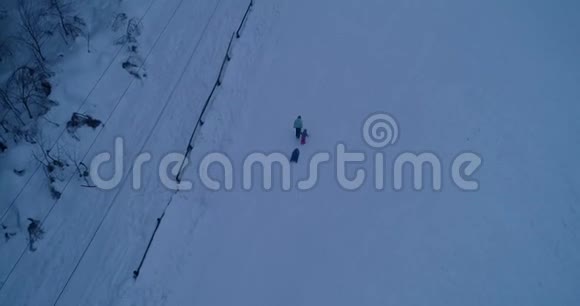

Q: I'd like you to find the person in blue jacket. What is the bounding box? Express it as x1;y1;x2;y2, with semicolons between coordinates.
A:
290;148;300;163
293;116;303;139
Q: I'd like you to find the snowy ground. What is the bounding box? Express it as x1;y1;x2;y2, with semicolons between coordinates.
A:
1;0;580;305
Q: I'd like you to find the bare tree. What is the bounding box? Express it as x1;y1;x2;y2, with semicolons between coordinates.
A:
0;85;27;144
17;0;50;63
50;0;69;39
63;149;93;187
6;66;55;120
48;0;87;44
0;86;17;119
33;138;69;199
0;65;56;144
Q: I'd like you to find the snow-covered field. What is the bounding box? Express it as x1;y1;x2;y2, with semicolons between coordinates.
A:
1;0;580;305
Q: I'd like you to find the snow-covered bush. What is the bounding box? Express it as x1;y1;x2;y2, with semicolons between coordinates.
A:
122;53;145;79
66;112;101;140
115;17;142;45
111;12;127;32
27;218;44;251
115;17;145;79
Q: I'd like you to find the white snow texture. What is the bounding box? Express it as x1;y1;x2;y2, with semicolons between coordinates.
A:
0;0;579;305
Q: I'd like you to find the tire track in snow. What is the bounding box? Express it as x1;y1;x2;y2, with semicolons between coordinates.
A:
51;0;226;304
115;3;284;304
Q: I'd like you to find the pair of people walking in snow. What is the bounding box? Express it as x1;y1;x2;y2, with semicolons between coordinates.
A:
293;116;309;145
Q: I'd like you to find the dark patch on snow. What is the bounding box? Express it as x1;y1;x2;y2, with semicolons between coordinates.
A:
66;112;102;140
27;218;45;252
